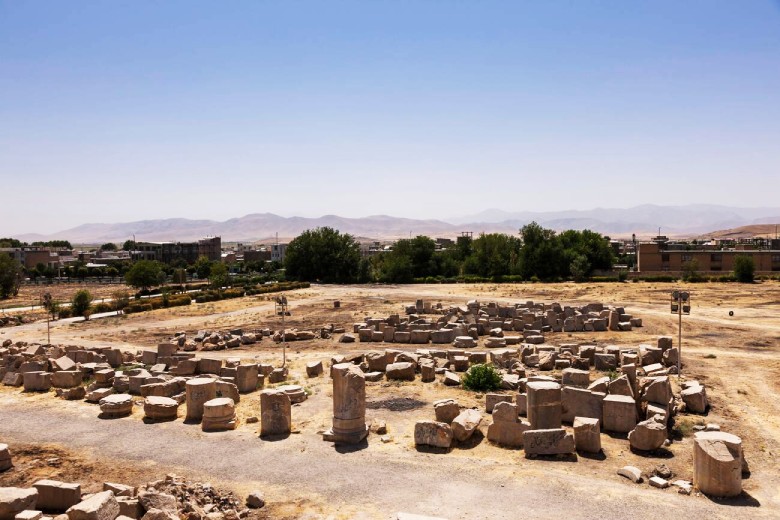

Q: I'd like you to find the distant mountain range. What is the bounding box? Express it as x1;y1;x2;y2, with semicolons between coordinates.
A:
15;204;780;244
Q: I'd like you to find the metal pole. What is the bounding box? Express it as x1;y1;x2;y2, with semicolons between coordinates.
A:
677;302;682;379
281;304;287;368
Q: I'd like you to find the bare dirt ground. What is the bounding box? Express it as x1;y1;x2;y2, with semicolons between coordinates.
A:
2;281;780;519
0;282;132;310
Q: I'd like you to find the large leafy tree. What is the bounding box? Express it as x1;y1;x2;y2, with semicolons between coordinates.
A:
124;260;163;290
0;255;23;298
285;227;361;283
518;222;565;280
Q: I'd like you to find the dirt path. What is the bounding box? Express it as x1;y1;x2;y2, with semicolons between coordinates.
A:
0;398;767;520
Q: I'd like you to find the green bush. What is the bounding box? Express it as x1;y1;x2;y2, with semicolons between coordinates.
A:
462;364;502;392
58;308;72;319
71;289;92;317
734;255;755;283
93;302;113;313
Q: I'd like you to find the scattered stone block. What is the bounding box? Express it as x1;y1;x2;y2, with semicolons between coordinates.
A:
617;466;642;483
65;491;118;520
0;444;12;472
23;372;52;392
523;428;575;456
603;394;638;433
526;381;561;430
0;488;38;520
414;421;453;449
649;476;669;489
561;368;589;388
33;480;81;512
681;384;708;414
442;371;460;387
451;409;482;442
485;393;513;413
386;362;415;381
433;399;460;424
305;361;323;378
628;419;667;451
573;417;601;453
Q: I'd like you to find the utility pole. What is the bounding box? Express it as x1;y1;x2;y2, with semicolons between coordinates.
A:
43;292;52;345
670;290;690;378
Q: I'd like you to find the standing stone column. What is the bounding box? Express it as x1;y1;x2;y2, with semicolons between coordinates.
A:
323;363;368;443
260;389;291;436
185;377;217;422
693;431;743;497
527;381;562;430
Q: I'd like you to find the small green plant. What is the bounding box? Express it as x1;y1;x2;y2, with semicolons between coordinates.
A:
606;369;618;381
462;364;502;392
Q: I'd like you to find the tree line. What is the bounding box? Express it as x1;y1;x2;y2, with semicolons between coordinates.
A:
284;222;616;284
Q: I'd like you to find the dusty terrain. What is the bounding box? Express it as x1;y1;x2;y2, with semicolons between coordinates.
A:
2;281;780;519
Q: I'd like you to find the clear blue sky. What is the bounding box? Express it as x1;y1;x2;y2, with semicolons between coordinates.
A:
1;1;779;235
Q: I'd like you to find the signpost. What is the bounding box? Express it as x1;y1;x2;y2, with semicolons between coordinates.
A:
275;296;289;368
670;290;691;377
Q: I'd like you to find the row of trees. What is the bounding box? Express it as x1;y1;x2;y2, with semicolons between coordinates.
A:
284;223;616;284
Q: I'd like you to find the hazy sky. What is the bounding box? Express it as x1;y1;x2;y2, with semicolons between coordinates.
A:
2;1;779;235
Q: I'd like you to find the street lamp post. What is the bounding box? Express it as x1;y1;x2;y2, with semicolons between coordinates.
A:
670;289;691;378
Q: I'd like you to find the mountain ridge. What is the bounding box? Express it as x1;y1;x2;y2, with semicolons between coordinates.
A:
12;205;780;244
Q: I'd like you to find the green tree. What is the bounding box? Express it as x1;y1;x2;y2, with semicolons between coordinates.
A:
100;242;117;251
209;262;229;289
518;222;565;280
124;260;163;290
122;240;136;251
462;364;502;392
569;253;591;282
285;227;361;283
467;233;522;278
0;255;23;298
681;259;702;282
734;255;755;283
0;238;25;248
194;255;213;280
71;289;93;318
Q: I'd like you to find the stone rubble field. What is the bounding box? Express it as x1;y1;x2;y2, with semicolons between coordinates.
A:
2;282;779;519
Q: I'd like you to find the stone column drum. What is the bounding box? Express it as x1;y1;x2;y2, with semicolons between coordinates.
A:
185;377;217;422
323;363;369;443
693;431;743;497
260;389;291;436
527;381;562;430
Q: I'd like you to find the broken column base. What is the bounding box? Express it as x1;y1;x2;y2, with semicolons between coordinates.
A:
322;424;369;444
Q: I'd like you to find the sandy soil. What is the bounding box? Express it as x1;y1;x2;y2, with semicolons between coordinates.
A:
2;281;779;519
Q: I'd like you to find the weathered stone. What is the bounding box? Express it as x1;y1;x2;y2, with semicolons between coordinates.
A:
693;432;742;497
607;375;634;398
451;409;482;442
526;381;561;430
649;476;669;489
184;378;217;422
305;361;323;378
442;371;460;387
137;492;176;513
260;390;291;436
51;371;83;389
0;488;38;520
235;364;259;393
202;397;236;431
99;394;133;418
414;421;452;449
485;393;513;413
617;466;643;483
245;492;264;509
32;480;81;512
23;372;52;392
0;444;11;472
323;363;368;444
143;396;178;421
561;387;604;424
628;419;667;451
65;491;119;520
385;362;415;381
594;353;617;372
561;368;589;388
681;384;708;414
433;399;460;423
523;429;575;456
573;417;601;453
603;394;638;433
487;402;531;448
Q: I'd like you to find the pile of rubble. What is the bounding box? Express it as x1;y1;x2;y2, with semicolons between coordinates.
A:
0;315;28;328
0;340;300;432
0;463;265;520
345;299;640;346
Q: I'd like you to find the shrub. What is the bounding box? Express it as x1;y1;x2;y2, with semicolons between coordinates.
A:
734;255;755;283
58;308;72;319
93;302;113;313
71;289;92;317
462;364;502;392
